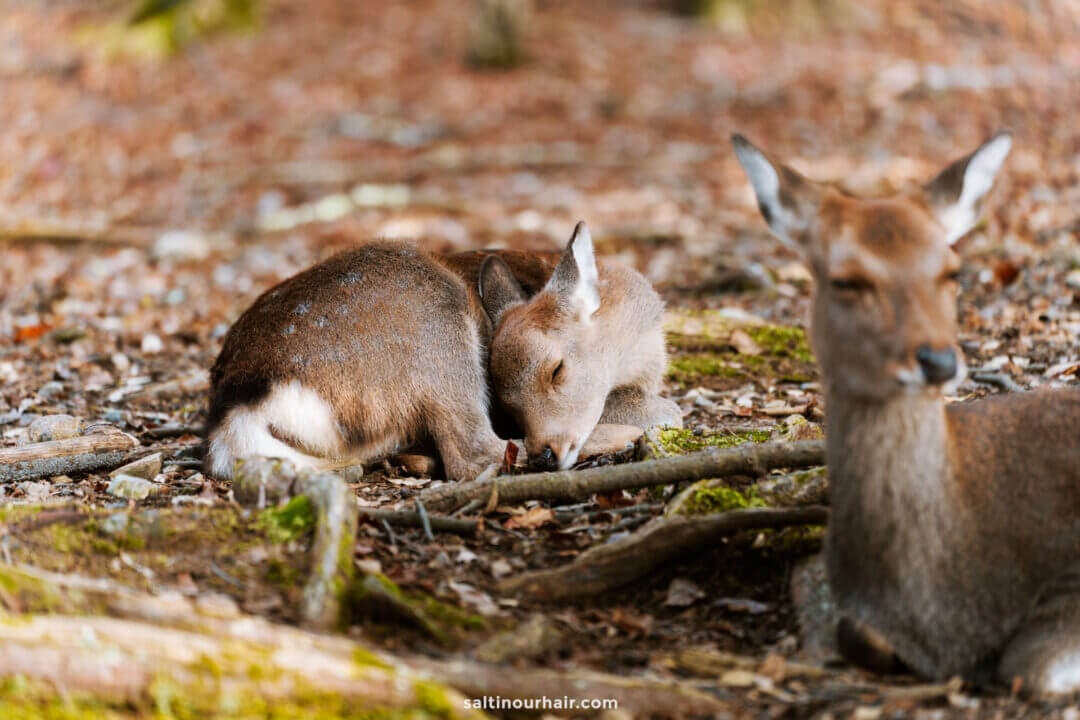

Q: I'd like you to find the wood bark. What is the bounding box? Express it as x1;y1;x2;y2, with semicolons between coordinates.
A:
0;424;138;482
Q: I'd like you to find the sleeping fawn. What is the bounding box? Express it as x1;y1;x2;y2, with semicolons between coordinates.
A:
734;132;1080;693
206;222;681;481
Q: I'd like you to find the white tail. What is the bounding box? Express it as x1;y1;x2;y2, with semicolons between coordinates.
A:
734;132;1080;693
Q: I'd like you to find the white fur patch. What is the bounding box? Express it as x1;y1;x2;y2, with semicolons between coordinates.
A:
569;222;600;318
207;381;344;478
940;133;1012;245
1040;651;1080;694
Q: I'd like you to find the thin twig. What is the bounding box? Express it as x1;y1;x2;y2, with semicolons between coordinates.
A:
359;508;478;537
413;499;435;542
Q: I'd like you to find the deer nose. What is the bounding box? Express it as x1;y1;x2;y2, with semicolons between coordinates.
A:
916;345;957;384
531;446;558;471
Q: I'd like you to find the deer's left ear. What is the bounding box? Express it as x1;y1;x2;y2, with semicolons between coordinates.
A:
922;131;1012;245
547;221;600;320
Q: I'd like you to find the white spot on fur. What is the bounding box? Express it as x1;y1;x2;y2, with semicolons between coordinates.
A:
283;324;296;336
207;381;344;478
294;301;311;315
1041;651;1080;694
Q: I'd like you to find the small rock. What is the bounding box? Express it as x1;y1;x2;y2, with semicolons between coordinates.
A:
100;512;130;535
579;424;644;459
27;414;81;443
37;381;64;400
141;333;165;354
110;452;163;480
16;481;51;503
152;230;212;262
107;474;159;500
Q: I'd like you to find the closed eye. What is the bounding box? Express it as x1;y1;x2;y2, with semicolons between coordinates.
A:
941;270;961;284
829;277;872;293
550;359;564;384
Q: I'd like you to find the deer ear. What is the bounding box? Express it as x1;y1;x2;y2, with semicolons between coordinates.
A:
731;134;822;250
546;221;600;320
479;255;526;325
922;131;1012;245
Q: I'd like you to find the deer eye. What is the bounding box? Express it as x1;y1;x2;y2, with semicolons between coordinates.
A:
942;270;961;284
829;277;872;293
550;360;564;384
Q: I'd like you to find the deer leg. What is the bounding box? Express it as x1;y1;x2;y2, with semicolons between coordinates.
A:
998;565;1080;695
600;385;683;429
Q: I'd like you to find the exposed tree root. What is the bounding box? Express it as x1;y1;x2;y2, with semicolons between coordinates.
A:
501;506;828;600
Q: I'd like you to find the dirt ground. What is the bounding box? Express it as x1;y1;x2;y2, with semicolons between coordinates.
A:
1;1;1079;718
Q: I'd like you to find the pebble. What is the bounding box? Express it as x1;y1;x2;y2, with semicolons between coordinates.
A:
37;381;64;399
27;414;81;443
110;452;163;480
107;474;159;500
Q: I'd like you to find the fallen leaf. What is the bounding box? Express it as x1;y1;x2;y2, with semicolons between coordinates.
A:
504;506;555;530
448;580;499;616
730;328;763;355
664;578;705;607
610;607;653;635
500;440;519;474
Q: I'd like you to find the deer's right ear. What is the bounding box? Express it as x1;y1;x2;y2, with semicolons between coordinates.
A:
479;255;527;325
731;134;821;250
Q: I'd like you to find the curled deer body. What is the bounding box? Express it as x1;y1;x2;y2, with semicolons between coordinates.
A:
206;222;681;481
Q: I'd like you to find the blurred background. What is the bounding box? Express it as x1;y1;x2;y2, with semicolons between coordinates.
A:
0;0;1078;430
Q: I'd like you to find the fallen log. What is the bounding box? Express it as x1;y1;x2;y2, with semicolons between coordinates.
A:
500;506;828;601
0;613;483;718
0;562;727;717
421;439;826;513
0;424;138;482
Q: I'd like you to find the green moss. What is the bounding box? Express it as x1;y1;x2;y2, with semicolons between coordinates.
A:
681;485;767;515
742;325;814;363
413;680;455;718
257;495;316;544
352;648;393;672
657;427;771;455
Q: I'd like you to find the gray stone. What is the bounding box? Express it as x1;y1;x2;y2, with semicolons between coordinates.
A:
110;452;163;480
107;474;159;500
27;414;81;443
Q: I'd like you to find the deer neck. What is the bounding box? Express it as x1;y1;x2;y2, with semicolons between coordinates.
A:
595;272;667;390
826;391;954;515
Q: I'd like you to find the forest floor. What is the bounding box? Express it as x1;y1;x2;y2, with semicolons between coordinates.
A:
1;1;1079;718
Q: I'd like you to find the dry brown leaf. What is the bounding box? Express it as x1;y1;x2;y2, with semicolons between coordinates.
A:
729;328;763;356
503;506;555;530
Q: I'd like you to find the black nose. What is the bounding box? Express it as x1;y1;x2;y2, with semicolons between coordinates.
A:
916;345;957;384
531;446;557;471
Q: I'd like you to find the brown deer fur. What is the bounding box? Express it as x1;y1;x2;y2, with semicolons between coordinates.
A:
733;132;1080;693
206;223;681;481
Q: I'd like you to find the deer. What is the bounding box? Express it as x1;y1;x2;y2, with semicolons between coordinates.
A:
733;131;1080;694
205;222;682;482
